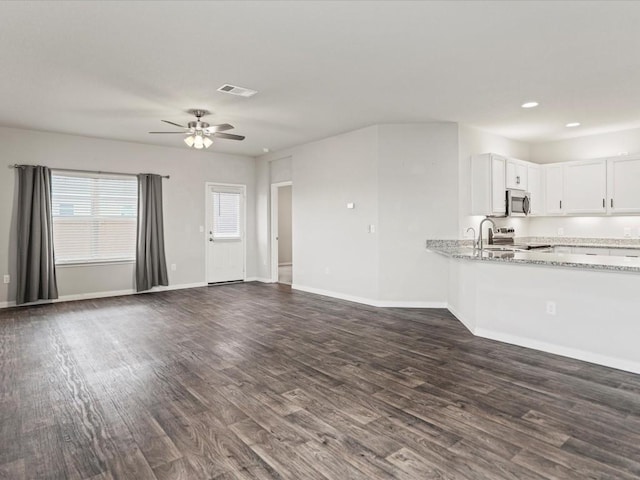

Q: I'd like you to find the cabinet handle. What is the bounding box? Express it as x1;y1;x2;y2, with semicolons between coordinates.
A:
611;199;614;208
559;200;562;209
603;198;605;208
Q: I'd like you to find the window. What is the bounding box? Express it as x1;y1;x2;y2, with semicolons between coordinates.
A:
212;191;241;239
51;173;138;264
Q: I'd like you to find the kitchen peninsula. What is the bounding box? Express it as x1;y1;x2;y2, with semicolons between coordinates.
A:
428;238;640;375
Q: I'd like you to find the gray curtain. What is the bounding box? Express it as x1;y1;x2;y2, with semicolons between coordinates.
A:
16;165;59;304
136;174;168;292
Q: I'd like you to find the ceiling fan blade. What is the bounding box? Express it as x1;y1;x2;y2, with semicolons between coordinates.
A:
161;120;187;128
213;132;245;141
148;131;188;134
206;123;234;133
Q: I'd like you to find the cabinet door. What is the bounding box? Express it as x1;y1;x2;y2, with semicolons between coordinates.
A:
608;156;640;214
471;153;506;216
545;165;564;215
506;160;528;190
527;164;542;215
563;160;607;214
491;155;506;215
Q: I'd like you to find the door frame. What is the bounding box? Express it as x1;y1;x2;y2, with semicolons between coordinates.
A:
205;182;247;283
270;181;292;283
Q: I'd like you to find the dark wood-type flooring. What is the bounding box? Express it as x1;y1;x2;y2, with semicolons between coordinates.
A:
1;282;640;479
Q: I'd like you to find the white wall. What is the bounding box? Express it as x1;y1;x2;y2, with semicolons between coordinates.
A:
528;126;640;239
257;123;462;305
270;157;292;184
288;126;381;300
458;125;531;239
277;185;292;265
530;126;640;163
377;124;458;303
0;126;256;305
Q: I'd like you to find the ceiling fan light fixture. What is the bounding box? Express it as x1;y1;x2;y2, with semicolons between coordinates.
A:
193;133;206;149
152;110;244;147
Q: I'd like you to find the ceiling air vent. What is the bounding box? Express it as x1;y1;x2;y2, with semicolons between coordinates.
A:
217;84;258;97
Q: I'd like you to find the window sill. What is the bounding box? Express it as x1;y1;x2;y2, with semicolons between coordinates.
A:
55;260;135;268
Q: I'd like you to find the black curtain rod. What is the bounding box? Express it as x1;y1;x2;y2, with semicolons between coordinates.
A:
10;164;170;179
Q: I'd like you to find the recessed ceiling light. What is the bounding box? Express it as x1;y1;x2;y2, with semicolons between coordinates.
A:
263;147;270;153
521;101;539;108
566;122;581;128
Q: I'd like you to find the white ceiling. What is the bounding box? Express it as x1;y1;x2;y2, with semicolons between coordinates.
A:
2;1;640;156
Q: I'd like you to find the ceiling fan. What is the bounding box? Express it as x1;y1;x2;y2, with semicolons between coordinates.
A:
149;109;245;149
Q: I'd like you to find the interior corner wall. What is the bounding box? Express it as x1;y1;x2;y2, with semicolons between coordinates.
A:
377;123;459;303
0;126;257;305
457;125;532;239
289;126;381;300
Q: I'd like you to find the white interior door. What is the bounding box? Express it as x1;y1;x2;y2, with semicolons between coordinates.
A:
206;184;245;283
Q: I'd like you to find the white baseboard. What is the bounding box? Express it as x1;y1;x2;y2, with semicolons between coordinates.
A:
475;327;640;375
291;284;447;308
292;284;379;306
0;281;208;309
245;277;273;283
446;304;475;334
375;300;448;308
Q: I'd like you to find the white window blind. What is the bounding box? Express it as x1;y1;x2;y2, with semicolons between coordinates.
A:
51;173;138;264
212;191;241;239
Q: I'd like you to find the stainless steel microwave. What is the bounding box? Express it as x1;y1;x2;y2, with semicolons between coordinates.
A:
507;189;531;216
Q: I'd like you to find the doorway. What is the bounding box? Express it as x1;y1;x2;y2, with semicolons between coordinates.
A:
205;183;246;284
271;182;292;284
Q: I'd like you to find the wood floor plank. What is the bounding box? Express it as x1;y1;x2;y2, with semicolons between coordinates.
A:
0;282;639;479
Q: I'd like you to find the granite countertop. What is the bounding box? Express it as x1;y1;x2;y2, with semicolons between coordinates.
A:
426;238;640;273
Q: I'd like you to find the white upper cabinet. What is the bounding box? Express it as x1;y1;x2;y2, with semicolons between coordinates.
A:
607;155;640;214
562;159;607;214
544;165;564;215
506;159;528;190
471;153;506;216
527;164;543;215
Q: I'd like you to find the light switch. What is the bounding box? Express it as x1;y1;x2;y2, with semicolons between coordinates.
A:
368;224;376;234
199;225;204;233
347;202;355;209
3;275;9;284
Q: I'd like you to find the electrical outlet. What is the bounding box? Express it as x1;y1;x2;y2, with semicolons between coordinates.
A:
324;267;330;275
170;264;177;271
3;274;9;284
557;227;564;236
368;224;376;234
546;301;557;316
624;227;631;238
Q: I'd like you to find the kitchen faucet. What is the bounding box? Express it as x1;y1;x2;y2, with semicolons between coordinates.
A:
478;217;496;251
